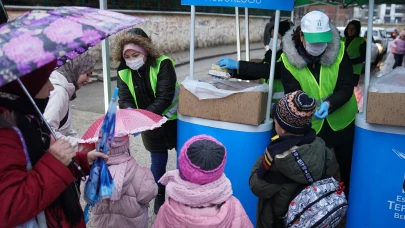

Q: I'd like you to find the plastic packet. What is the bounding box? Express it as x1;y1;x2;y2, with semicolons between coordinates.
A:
208;64;231;80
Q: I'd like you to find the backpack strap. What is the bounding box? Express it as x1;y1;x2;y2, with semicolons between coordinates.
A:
59;108;69;129
291;150;315;183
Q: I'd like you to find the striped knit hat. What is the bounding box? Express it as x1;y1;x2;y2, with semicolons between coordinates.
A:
271;90;316;134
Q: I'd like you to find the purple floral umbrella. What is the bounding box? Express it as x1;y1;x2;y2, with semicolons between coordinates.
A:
0;7;146;87
0;6;145;179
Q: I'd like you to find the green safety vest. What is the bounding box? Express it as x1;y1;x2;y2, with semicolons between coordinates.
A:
118;55;179;120
262;57;285;105
262;78;284;105
342;37;365;75
280;41;358;134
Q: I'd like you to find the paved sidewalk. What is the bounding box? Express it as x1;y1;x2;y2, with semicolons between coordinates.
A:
72;109;177;228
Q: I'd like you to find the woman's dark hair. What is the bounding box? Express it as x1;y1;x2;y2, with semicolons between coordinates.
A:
292;25;303;47
344;20;361;38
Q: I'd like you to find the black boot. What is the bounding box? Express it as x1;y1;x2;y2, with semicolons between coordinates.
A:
154;187;165;214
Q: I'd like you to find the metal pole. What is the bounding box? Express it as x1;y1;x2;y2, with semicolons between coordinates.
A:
235;7;241;61
189;5;196;78
265;10;281;123
100;0;111;113
362;0;374;119
244;8;250;61
291;10;294;23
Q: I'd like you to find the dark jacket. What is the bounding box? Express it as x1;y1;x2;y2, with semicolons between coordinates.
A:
280;24;356;147
232;49;283;81
117;58;177;152
249;137;340;228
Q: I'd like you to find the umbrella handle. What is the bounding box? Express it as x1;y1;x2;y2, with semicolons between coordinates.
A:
16;78;87;180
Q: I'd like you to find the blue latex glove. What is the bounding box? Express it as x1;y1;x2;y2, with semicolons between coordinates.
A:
314;102;330;120
217;58;238;70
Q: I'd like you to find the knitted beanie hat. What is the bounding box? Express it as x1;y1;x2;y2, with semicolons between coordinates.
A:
178;135;227;185
272;90;316;134
108;136;130;156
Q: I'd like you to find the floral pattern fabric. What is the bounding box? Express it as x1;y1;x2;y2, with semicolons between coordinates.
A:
283;177;348;228
0;7;145;87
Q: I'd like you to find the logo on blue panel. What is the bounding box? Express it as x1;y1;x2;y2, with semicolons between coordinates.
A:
393;149;405;160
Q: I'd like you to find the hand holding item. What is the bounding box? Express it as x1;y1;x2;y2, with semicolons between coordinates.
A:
49;139;75;166
217;58;238;70
78;143;95;152
314;101;330;120
87;149;109;166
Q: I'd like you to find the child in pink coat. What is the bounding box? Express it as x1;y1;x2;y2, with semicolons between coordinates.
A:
91;136;158;228
152;135;253;228
391;30;405;69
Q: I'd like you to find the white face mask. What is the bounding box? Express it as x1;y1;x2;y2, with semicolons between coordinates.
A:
305;42;328;56
126;58;144;70
269;38;281;52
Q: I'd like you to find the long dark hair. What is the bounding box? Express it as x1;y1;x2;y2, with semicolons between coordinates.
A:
292;25;303;48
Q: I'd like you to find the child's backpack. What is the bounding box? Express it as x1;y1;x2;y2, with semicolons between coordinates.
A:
282;150;347;228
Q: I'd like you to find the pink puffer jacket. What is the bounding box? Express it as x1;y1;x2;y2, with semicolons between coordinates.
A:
152;197;253;228
91;153;158;228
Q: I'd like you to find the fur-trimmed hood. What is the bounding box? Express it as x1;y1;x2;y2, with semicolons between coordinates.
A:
282;23;341;69
112;30;161;63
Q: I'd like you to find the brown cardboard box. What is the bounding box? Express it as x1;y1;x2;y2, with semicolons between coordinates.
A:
366;92;405;127
179;85;268;125
366;68;405;127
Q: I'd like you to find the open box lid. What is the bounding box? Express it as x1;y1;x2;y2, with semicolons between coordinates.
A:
181;76;269;100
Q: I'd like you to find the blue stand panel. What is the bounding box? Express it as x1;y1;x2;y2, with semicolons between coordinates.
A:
177;115;272;226
347;114;405;227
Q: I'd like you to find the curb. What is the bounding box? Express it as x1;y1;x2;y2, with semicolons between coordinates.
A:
174;47;264;67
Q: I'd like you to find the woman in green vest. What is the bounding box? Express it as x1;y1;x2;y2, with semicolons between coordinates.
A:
112;28;178;214
343;20;366;86
217;20;293;105
280;11;358;195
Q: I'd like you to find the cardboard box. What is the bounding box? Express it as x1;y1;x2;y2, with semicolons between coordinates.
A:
179;85;268;125
366;92;405;127
366;68;405;127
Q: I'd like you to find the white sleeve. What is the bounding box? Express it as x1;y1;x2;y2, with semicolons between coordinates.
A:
44;87;81;151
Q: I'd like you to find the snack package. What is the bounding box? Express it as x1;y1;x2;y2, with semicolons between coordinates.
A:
208;64;231;80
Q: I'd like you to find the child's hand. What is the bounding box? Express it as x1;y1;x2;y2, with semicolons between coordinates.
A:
87;150;108;166
78;143;95;152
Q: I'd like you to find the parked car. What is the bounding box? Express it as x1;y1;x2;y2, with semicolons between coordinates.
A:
361;27;388;54
373;19;384;25
386;28;398;40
